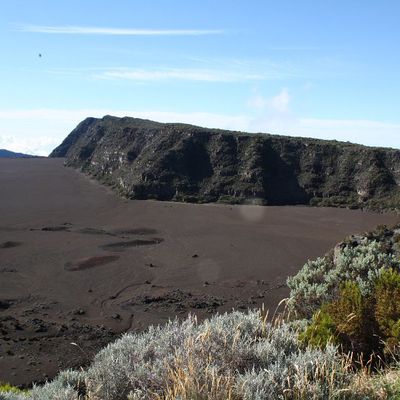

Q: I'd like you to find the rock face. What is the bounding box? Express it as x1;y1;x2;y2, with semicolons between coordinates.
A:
50;115;400;209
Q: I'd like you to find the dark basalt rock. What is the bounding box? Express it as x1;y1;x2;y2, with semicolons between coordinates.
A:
50;115;400;210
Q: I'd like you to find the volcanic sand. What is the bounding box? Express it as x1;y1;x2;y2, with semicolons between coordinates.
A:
0;158;398;386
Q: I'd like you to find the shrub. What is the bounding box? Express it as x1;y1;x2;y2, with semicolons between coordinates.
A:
287;256;336;318
347;366;400;399
0;393;28;400
288;237;399;319
328;282;378;356
0;384;28;400
375;269;400;338
1;310;357;400
301;281;380;357
374;269;400;356
300;270;400;361
299;305;337;349
30;381;80;400
236;344;349;400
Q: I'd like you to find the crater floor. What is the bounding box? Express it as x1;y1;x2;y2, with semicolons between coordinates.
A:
0;158;398;386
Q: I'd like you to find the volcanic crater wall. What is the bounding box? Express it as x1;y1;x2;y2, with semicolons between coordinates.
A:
50;115;400;209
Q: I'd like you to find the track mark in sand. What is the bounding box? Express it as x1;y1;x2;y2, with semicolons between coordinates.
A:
100;282;145;325
65;255;120;271
0;267;17;273
77;227;114;236
41;226;70;232
76;227;158;238
112;228;158;236
100;238;164;252
29;223;72;232
0;241;21;249
107;283;142;303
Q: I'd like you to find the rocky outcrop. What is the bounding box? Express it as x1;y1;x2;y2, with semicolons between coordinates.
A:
50;115;400;210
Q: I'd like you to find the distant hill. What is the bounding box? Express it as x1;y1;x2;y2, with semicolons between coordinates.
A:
50;115;400;210
0;149;38;158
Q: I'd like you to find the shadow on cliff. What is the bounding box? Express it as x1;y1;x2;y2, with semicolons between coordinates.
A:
261;141;310;205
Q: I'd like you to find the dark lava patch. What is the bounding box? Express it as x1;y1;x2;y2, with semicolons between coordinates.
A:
77;227;113;236
0;267;17;273
41;226;69;232
0;241;21;249
100;238;164;252
112;228;158;236
65;255;120;271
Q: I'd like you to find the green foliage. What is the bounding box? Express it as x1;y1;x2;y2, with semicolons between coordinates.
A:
299;305;337;348
300;282;379;355
329;282;378;355
0;384;26;394
375;269;400;338
301;270;400;360
0;383;28;400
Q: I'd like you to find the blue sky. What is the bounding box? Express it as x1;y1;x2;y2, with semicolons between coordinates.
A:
1;0;399;155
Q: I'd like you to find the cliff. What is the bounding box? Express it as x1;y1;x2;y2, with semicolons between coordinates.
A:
50;115;400;210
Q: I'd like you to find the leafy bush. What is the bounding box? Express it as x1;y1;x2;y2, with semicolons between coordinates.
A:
374;269;400;355
327;282;378;355
288;236;399;318
299;305;337;349
375;269;400;338
300;270;400;359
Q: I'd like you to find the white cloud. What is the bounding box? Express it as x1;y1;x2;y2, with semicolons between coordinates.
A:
19;25;223;36
0;108;399;156
0;135;60;156
95;68;266;82
248;88;290;112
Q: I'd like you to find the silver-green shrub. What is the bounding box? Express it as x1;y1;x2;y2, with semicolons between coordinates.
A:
237;344;346;399
0;370;84;400
288;239;398;318
85;315;200;398
30;382;80;400
0;311;355;400
236;334;349;399
0;393;28;400
82;310;352;399
85;311;264;398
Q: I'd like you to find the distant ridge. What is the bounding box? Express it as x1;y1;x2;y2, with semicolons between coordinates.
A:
0;149;38;158
51;115;400;210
